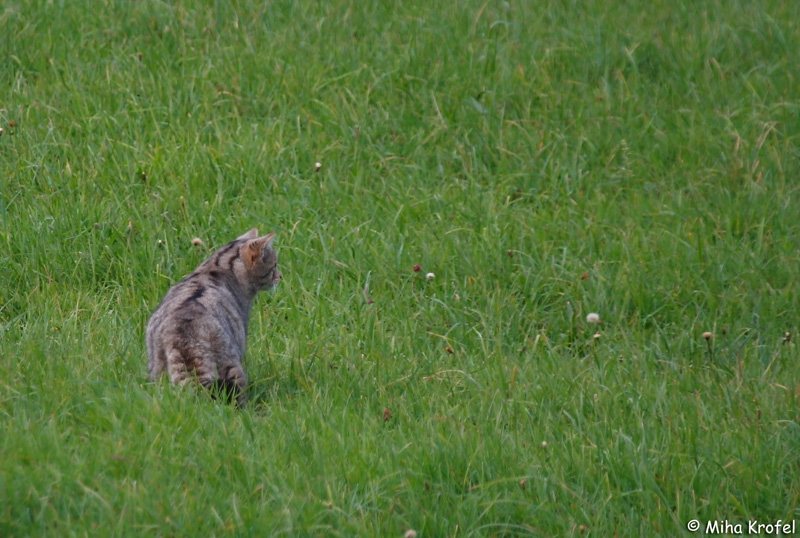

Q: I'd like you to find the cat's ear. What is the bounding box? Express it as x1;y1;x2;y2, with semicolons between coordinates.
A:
242;233;275;267
237;228;259;241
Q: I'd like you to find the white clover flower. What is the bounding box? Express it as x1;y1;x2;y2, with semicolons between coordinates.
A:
586;312;600;324
426;272;435;281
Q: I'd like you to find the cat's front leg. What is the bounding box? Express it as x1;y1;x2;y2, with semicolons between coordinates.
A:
219;363;248;407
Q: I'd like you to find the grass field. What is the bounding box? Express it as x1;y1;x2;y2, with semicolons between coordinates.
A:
2;0;800;535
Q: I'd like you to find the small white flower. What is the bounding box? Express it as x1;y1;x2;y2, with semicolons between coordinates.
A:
586;312;600;324
191;237;203;246
315;162;322;172
404;531;418;538
426;272;435;281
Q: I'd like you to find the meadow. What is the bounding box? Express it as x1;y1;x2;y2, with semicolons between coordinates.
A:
2;0;799;535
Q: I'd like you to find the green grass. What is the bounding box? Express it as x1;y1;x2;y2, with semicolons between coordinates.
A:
2;0;800;535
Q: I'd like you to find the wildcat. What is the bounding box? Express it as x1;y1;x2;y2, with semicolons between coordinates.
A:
146;228;281;405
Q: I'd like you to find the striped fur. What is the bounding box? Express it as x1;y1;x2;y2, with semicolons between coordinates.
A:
146;228;281;405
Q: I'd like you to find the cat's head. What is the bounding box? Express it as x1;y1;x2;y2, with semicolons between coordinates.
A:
236;228;282;291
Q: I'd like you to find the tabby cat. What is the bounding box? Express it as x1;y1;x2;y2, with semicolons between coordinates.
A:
146;228;281;405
